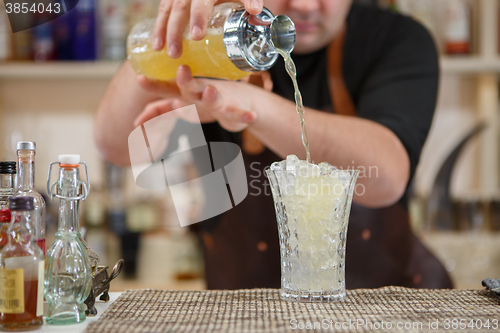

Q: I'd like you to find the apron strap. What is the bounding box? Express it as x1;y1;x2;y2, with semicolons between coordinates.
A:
327;26;357;117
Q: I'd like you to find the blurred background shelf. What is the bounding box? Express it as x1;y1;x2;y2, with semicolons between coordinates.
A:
0;61;121;80
3;57;500;79
441;57;500;74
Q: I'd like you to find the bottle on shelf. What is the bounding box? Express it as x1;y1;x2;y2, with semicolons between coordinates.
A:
54;7;76;60
32;10;56;62
11;11;33;60
99;0;128;60
44;155;92;325
12;142;46;255
0;197;44;331
127;2;295;81
443;0;471;55
73;0;97;60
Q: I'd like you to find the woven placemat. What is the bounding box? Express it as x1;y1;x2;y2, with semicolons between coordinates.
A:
84;287;500;333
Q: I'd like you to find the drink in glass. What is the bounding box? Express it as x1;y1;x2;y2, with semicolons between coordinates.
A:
266;155;359;302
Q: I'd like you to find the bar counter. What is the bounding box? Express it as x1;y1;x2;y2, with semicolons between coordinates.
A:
49;287;500;333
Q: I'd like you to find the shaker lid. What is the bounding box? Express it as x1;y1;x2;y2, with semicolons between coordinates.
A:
17;141;36;151
0;161;16;174
58;155;81;165
270;15;296;54
9;197;35;211
224;6;280;72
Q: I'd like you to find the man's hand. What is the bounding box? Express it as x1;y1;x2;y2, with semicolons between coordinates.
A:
153;0;263;57
134;65;259;132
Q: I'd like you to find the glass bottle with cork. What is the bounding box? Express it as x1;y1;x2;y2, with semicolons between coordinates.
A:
44;155;92;324
127;2;295;81
12;142;46;255
0;197;44;331
0;162;16;250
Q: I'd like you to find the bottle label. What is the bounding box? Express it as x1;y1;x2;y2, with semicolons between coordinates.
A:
0;268;24;314
37;261;44;317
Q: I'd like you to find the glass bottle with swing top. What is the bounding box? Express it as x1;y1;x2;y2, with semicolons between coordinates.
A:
44;155;92;325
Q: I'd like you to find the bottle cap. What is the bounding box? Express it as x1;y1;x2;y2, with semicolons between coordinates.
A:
0;162;16;174
17;141;36;151
0;209;11;222
58;155;81;165
9;197;35;211
224;6;295;72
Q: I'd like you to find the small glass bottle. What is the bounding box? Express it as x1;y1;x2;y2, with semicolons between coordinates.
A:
0;161;16;209
127;2;295;81
12;142;46;255
0;197;44;331
44;155;92;325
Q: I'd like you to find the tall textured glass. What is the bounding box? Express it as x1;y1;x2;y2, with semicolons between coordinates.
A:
12;142;46;254
44;155;92;324
266;155;359;302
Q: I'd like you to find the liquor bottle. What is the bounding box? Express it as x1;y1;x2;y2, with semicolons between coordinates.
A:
44;155;92;324
11;9;33;60
127;3;295;81
0;162;16;210
0;162;16;251
0;197;44;331
73;0;97;60
12;142;46;255
54;7;76;60
100;0;127;60
443;0;470;55
32;12;56;62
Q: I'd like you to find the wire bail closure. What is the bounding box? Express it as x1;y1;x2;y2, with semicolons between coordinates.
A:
47;161;90;202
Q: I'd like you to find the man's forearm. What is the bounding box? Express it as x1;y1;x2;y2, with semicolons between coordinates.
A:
94;61;159;166
249;94;410;208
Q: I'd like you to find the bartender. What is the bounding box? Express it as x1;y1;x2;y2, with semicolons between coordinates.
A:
95;0;452;289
